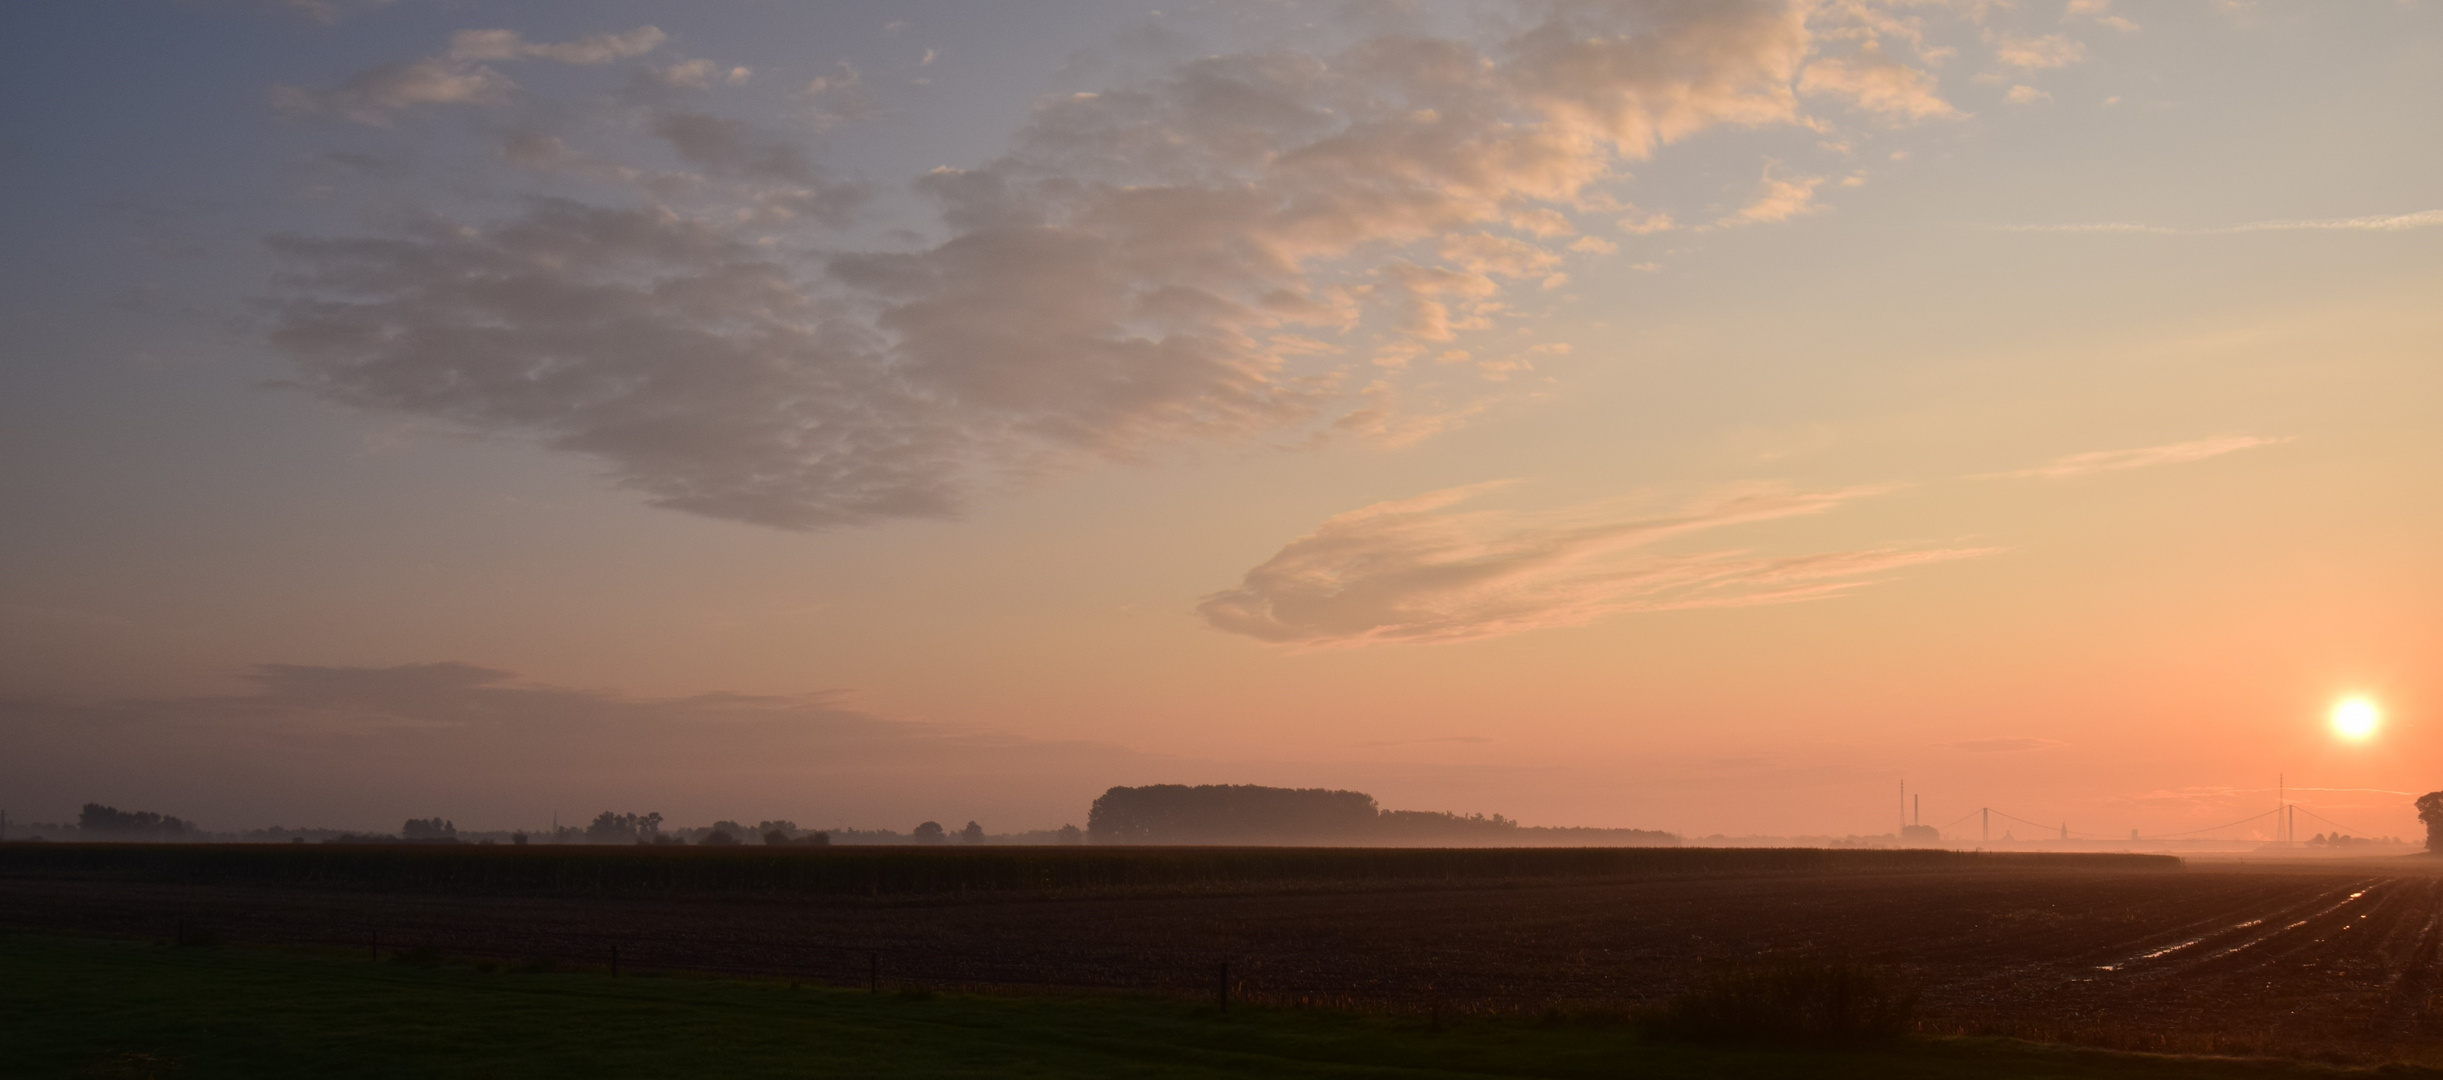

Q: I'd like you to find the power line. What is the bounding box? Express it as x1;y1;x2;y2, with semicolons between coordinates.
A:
1924;801;2396;844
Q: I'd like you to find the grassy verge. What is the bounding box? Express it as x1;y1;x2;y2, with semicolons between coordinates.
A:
0;931;2421;1079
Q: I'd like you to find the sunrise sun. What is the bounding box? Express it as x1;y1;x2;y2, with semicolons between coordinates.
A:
2331;697;2382;741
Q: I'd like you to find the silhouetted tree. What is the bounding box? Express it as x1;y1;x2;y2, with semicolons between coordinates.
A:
584;811;664;844
912;821;945;844
2417;792;2443;853
78;803;194;840
1056;824;1084;845
764;830;791;846
700;829;740;845
401;817;456;841
959;820;985;844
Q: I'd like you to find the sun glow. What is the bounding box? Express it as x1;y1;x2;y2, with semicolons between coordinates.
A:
2330;697;2382;740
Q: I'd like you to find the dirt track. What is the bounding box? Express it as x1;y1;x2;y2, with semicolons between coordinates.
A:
6;853;2438;1060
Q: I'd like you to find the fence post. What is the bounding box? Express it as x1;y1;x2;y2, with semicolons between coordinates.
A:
869;951;879;994
610;944;619;978
1218;961;1229;1013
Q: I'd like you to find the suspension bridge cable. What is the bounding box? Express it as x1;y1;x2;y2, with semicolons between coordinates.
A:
2132;807;2281;840
1984;808;2118;841
2290;804;2392;839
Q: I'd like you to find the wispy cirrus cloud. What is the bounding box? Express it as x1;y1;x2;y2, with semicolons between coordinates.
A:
1990;435;2287;480
1999;209;2443;234
1197;483;1994;647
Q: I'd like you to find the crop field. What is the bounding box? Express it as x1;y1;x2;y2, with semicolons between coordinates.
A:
7;845;2442;1063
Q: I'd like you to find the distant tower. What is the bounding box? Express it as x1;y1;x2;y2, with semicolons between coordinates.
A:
2278;774;2291;845
1898;788;1940;845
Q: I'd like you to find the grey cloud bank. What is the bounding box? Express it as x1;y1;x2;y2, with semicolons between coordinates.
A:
0;663;1153;832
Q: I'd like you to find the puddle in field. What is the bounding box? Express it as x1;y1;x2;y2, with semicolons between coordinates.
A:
2098;919;2269;971
2207;888;2375;960
2093;901;2373;973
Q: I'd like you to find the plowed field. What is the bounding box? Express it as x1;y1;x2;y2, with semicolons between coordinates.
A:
6;848;2438;1061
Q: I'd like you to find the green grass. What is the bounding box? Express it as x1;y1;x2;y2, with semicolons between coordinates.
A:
0;931;2422;1079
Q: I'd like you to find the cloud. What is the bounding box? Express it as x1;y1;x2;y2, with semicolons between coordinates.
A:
1991;435;2288;480
1196;482;1994;647
0;663;1152;830
272;58;517;125
263;0;394;24
448;27;667;65
1940;737;2064;753
1798;41;1960;120
2065;0;2140;33
641;58;753;92
2001;209;2443;234
1721;172;1825;225
270;27;665;125
2221;210;2443;233
1988;32;2085;70
267;4;1987;530
269;201;950;528
2005;85;2050;105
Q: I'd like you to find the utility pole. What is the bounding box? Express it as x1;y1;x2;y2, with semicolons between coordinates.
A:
1981;807;1989;845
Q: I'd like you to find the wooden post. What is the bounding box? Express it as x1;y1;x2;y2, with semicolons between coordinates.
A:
869;951;880;994
1217;961;1229;1013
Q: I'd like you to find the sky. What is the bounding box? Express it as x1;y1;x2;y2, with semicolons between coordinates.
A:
1;0;2438;840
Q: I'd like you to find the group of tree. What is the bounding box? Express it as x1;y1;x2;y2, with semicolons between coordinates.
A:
1088;785;1381;844
401;817;456;841
2306;832;2383;847
1084;784;1676;846
77;803;195;839
584;811;663;844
